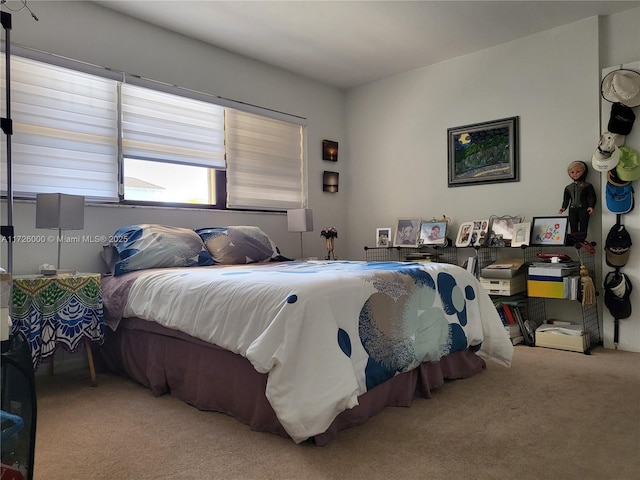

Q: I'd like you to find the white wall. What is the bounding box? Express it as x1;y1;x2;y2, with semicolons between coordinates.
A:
345;17;601;259
598;11;640;353
1;1;348;272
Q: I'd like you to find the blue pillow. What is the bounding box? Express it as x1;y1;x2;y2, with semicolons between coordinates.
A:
196;226;291;264
112;224;214;275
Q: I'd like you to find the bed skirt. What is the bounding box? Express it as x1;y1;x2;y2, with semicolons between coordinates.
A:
95;318;486;446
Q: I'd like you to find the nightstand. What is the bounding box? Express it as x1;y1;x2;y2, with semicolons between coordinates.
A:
10;272;104;386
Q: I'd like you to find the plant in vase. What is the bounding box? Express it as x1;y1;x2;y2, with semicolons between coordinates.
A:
320;227;338;260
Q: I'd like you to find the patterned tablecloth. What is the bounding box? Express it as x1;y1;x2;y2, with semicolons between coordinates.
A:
11;273;104;370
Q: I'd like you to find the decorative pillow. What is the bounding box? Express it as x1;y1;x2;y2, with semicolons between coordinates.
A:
196;226;291;264
112;224;214;276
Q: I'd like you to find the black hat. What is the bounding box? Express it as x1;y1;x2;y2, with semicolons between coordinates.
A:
605;224;632;267
608;102;636;135
604;271;633;319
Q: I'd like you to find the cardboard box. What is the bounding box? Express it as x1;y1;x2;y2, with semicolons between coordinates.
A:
480;274;526;296
481;258;526;278
535;325;589;353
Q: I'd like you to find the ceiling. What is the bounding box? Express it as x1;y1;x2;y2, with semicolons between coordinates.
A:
91;1;639;89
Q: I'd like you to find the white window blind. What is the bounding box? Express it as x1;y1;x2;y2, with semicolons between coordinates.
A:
226;110;304;210
121;84;225;168
1;54;119;200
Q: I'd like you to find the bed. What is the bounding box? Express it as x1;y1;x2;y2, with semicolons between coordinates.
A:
97;224;513;445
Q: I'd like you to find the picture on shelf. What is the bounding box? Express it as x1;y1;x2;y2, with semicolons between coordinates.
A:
376;227;392;247
530;216;568;246
488;215;524;246
511;222;531;248
419;221;448;246
455;222;474;247
393;218;421;247
470;219;490;247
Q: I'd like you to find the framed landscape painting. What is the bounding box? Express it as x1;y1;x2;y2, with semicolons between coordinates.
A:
447;116;519;187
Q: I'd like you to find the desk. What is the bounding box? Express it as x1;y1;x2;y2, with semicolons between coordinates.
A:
11;273;104;386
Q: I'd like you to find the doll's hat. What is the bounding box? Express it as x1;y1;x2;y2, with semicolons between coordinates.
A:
601;69;640;107
592;133;620;172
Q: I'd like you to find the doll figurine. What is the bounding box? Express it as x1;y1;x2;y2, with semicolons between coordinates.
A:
558;160;596;238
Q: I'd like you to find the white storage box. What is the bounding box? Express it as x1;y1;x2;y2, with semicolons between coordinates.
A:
479;274;526;296
535;324;589;353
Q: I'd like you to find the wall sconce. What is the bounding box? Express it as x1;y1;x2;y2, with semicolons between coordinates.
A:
287;208;314;259
36;193;85;273
322;140;338;162
323;171;339;193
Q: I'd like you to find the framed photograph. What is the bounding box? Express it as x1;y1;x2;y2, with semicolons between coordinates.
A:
530;217;569;246
488;215;524;246
455;221;474;247
471;219;490;247
419;221;447;246
322;140;339;161
376;227;392;247
393;218;421;247
511;222;531;248
447;116;519;187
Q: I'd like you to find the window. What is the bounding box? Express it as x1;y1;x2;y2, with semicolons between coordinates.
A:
1;55;119;200
226;110;305;210
1;50;306;210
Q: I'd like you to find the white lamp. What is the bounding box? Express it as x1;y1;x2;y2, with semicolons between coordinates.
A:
36;193;85;273
287;208;313;259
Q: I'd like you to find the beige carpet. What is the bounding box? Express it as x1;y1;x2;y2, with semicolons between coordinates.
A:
32;345;639;480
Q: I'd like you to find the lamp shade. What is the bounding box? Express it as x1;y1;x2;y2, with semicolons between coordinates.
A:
287;208;313;233
36;193;85;230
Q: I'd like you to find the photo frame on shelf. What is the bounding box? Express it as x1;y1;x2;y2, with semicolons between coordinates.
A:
488;215;524;247
419;221;448;246
470;219;490;247
375;227;392;247
393;218;421;247
511;222;531;248
447;116;519;187
530;217;569;246
455;221;474;247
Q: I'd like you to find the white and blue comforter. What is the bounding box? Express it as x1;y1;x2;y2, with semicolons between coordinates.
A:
120;260;513;443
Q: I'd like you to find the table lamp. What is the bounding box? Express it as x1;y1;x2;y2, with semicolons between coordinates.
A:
287;208;313;259
36;193;85;274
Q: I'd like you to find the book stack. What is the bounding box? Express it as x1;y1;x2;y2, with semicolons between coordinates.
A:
495;302;534;346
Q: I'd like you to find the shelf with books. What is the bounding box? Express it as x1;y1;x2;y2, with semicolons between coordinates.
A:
523;243;600;351
474;243;600;350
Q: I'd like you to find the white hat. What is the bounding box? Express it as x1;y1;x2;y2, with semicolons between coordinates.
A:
592;133;621;172
601;69;640;107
